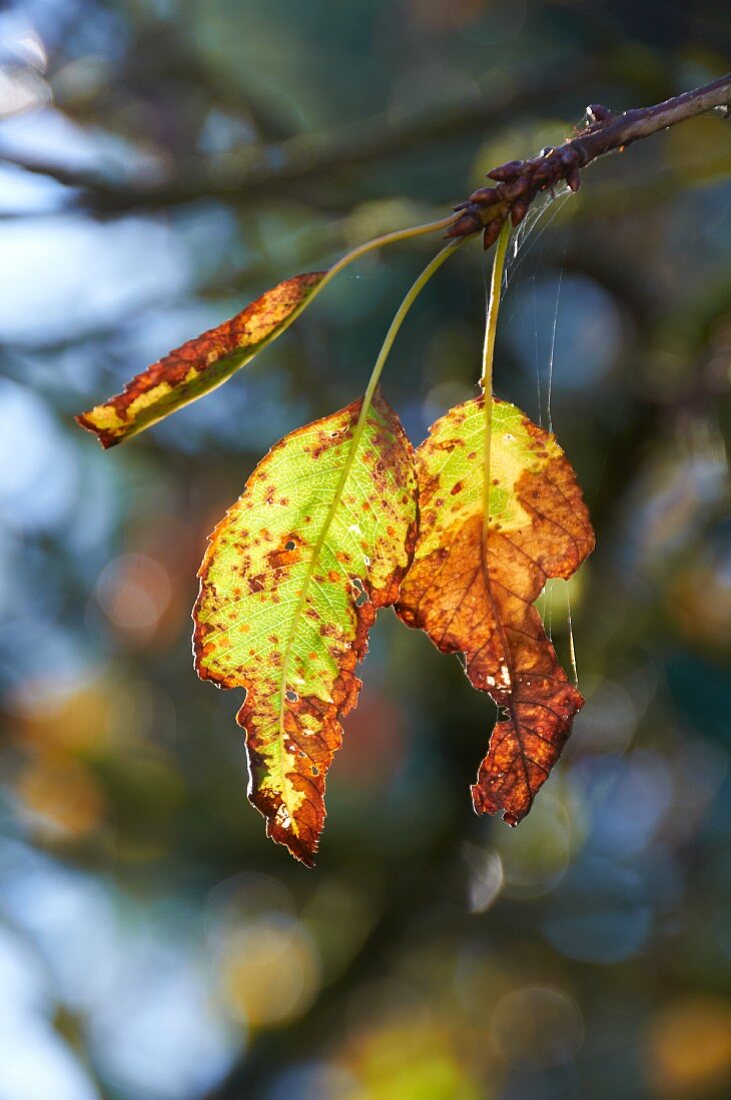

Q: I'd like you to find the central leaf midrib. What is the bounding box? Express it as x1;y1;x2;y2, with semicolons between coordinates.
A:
274;403;379;814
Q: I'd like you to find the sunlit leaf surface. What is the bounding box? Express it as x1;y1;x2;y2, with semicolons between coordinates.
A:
193;391;417;865
397;395;594;824
76;272;325;447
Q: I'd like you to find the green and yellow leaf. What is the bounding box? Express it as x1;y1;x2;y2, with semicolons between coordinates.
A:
193;391;417;866
397;395;594;825
76;272;325;447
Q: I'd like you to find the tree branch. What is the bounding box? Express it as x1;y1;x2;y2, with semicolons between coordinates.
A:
449;72;731;245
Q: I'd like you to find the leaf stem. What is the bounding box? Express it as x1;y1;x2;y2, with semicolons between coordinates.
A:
332;214;458;272
309;214;460;308
278;238;464;743
481;220;511;536
263;215;463;369
361;239;464;407
480;221;511;393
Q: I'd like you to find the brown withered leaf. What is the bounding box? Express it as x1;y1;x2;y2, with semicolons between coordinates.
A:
76;272;325;447
193;390;417;866
397;395;594;824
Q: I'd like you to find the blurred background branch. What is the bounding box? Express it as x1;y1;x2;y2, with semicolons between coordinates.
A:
1;58;597;213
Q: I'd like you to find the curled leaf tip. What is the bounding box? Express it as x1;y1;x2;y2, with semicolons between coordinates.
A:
74;411;123;449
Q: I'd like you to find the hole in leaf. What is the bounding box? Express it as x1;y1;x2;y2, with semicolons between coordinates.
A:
285;689;298;703
285;540;296;551
352;577;368;607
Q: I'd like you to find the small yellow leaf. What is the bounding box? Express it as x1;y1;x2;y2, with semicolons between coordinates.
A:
77;272;325;447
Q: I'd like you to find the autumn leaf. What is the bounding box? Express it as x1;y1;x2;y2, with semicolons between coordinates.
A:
397;395;594;825
193;390;417;866
76;272;325;447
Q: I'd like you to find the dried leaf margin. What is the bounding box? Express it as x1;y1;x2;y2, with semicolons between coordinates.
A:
76;272;325;447
193;390;417;866
397;394;594;824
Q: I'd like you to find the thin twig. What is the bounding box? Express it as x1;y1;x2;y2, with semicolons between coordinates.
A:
449;72;731;245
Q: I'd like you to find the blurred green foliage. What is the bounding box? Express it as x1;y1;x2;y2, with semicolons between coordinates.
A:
0;1;730;1098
